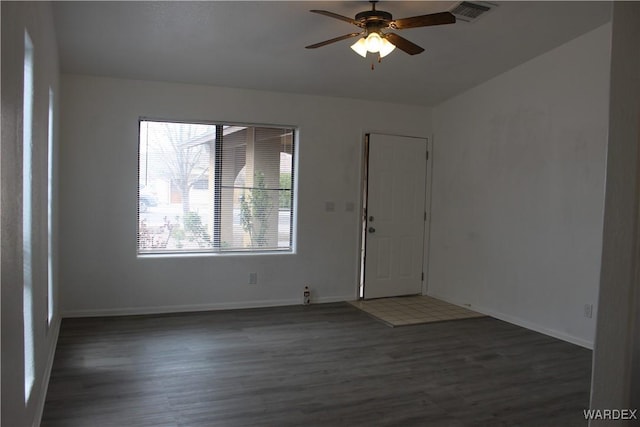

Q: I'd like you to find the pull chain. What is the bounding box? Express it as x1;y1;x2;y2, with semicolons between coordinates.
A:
370;54;383;70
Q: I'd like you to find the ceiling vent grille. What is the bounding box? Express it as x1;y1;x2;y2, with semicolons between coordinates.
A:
450;1;496;23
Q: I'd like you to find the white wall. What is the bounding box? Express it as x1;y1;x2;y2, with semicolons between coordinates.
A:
590;3;640;420
1;2;60;426
429;24;612;348
59;75;432;316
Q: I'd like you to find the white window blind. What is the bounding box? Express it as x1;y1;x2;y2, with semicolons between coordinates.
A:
138;120;295;254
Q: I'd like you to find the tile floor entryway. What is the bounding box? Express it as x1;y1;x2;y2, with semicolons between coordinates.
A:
348;295;485;327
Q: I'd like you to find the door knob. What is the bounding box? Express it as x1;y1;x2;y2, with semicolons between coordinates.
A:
368;227;376;233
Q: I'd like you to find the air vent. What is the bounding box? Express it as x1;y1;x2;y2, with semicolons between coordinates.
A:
450;1;496;23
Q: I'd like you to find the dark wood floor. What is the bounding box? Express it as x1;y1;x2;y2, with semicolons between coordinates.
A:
42;303;592;427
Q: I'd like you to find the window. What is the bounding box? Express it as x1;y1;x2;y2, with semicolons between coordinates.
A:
47;87;54;325
138;120;296;254
23;30;35;401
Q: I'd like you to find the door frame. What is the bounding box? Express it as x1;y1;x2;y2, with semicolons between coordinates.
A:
357;132;434;299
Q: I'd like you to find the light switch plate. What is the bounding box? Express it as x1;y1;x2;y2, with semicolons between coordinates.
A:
249;272;258;285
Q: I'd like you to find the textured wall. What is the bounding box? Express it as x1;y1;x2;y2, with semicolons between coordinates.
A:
1;2;61;426
59;74;433;316
430;24;612;347
590;3;640;423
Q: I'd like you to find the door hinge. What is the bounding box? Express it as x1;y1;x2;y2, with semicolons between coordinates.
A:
424;211;427;221
426;151;429;160
421;272;424;281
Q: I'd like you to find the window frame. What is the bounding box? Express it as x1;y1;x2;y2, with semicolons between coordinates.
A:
137;117;297;257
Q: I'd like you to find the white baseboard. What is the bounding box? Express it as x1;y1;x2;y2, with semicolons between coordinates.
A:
33;315;61;427
427;292;594;349
61;295;356;318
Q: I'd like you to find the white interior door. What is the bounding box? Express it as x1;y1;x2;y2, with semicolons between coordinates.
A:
363;133;427;299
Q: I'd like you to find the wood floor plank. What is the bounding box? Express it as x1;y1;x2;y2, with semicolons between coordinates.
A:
42;303;592;427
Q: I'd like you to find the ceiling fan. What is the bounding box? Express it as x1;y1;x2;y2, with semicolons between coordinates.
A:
305;1;456;58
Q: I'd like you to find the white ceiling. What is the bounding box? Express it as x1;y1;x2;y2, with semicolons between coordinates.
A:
52;1;612;107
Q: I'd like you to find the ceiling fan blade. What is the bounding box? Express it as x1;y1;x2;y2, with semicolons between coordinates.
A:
310;10;362;27
391;11;456;30
385;33;425;55
305;32;362;49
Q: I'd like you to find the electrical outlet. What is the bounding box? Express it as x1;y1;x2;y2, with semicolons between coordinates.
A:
248;272;258;285
584;303;593;318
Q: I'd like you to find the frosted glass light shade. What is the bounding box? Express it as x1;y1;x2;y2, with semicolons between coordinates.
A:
350;38;368;57
379;38;396;58
365;32;382;52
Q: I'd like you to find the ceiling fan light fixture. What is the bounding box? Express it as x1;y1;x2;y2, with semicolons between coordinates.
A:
350;33;396;58
350;38;368;57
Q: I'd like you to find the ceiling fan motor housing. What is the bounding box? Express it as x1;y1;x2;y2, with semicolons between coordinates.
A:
355;10;393;33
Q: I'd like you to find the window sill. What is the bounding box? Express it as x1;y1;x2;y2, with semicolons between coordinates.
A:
137;249;295;259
